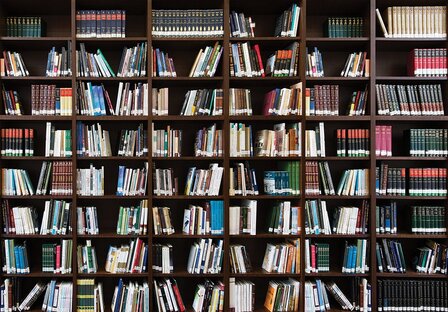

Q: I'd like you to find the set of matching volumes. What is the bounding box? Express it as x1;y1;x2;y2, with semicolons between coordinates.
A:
229;123;252;157
376;84;445;116
409;129;448;157
264;162;301;196
189;42;223;77
2;239;29;274
1;85;24;115
152;206;174;235
152;47;177;77
415;240;447;274
116;162;149;196
179;89;223;116
305;200;369;235
152;124;182;157
262;239;301;274
77;206;99;235
342;239;370;274
41;200;72;235
229;42;264;77
229;279;255;312
378;279;448;312
305;47;324;77
152;244;173;273
340;52;369;77
182;201;224;236
376;6;447;38
229;162;259;196
42;239;73;274
194;124;223;157
409;168;447;196
76;164;104;196
229;200;257;235
1;51;29;77
116;201;149;235
376;202;398;234
376;239;406;273
305;278;371;312
6;17;44;37
407;48;447;77
336;128;370;157
305;161;334;195
46;45;72;77
266;43;300;77
192;280;224;312
16;281;72;311
305;85;339;116
36;161;73;196
105;238;148;273
118;43;147;77
275;4;301;37
154;278;185;312
337;169;370;196
230;244;252;273
76;10;126;38
304;240;330;273
152;9;224;38
77;240;98;274
375;125;392;157
2;201;37;235
1;168;34;196
255;123;301;157
412;206;446;234
229;88;252;115
305;122;326;157
264;279;300;312
1;128;34;157
376;165;406;196
152;166;177;196
187;239;224;274
76;43;115;77
326;17;364;38
112;280;147;312
31;84;73;116
184;164;224;196
230;11;255;38
45;122;72;157
262;83;303;116
268;201;301;235
76;122;112;157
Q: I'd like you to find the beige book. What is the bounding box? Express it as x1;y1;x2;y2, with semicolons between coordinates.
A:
405;7;410;37
442;6;447;37
387;7;393;36
188;48;203;77
396;7;402;37
422;6;427;37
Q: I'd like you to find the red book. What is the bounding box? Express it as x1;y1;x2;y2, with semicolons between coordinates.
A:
311;244;316;271
55;244;61;273
131;239;143;272
385;126;392;156
172;281;186;312
253;44;265;77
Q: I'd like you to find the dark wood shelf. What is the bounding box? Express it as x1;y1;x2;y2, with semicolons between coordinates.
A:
305;195;370;199
230;270;300;278
307;37;370;42
0;76;72;81
153;234;225;239
229;36;300;42
376;195;447;200
305;271;370;277
152;156;225;161
152;195;225;200
230;195;300;200
305;234;370;238
1;156;73;161
376;156;447;161
229;115;301;121
376;233;448;239
152;116;224;121
376;272;447;279
375;76;448;81
306;77;370;81
306;116;371;121
230;156;302;161
0;36;72;41
78;37;148;42
305;156;370;161
0;115;73;121
230;234;301;239
76;116;149;121
375;115;448;121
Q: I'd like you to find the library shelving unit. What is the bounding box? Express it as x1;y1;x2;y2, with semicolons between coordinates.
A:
0;0;446;311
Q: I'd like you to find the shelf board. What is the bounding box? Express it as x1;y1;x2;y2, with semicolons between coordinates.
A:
0;76;72;81
0;116;72;121
305;156;370;161
305;271;369;277
0;36;72;41
305;195;370;199
76;116;149;121
230;195;300;200
305;234;370;238
376;272;446;278
77;77;147;81
306;77;369;81
230;234;301;239
78;37;148;42
1;195;72;200
1;156;72;161
152;77;223;81
152;115;224;121
307;37;369;42
1;234;73;239
78;233;148;239
78;271;148;277
229;36;300;42
230;156;301;161
376;37;447;42
152;37;224;42
77;195;148;200
152;195;224;200
230;270;300;278
376;233;448;239
77;156;148;161
376;195;446;200
230;77;299;81
305;116;370;121
152;271;223;278
152;156;224;161
153;234;225;239
376;115;448;121
3;272;73;278
229;115;301;121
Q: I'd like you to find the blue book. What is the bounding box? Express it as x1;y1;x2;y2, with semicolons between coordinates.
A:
91;85;101;116
315;279;325;311
116;166;126;196
264;171;276;195
14;246;21;273
47;280;56;310
51;201;60;235
219;201;224;234
351;246;358;273
311;202;320;235
113;279;124;312
96;85;106;115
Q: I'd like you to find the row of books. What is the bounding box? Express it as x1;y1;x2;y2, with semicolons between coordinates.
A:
376;6;447;38
76;10;126;38
116;163;149;196
36;161;73;196
77;240;97;274
153;243;173;273
194;124;223;157
414;240;447;274
305;200;369;235
263;164;300;196
76;164;104;196
31;84;73;116
230;244;252;273
152;9;224;38
377;239;406;273
179;89;223;116
229;200;257;235
376;203;398;234
255;123;301;157
409;128;448;157
1;240;29;274
336;128;370;157
229;279;254;312
305;85;339;116
152;47;176;77
326;17;364;38
229;42;264;77
76;44;115;78
116;203;149;235
189;42;223;78
377;279;448;311
119;124;148;157
76;122;111;157
304;240;330;273
305;47;324;77
268;201;301;235
412;206;446;234
45;122;72;157
186;239;223;274
184;164;224;196
342;239;369;273
42;239;73;274
77;279;104;311
77;206;99;235
1;85;24;116
230;11;255;38
305;123;326;157
192;280;224;312
267;43;300;77
0;128;34;157
340;51;369;78
261;240;300;274
275;4;301;37
1;168;34;196
153;278;184;312
375;84;445;116
105;238;148;273
117;43;147;77
375;125;392;157
1;50;29;76
16;281;72;312
305;279;371;311
6;16;44;37
152;125;182;157
45;45;72;77
407;48;447;77
182;201;224;236
264;279;300;312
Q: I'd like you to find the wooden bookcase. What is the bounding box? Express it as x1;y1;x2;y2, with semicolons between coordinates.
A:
0;0;446;311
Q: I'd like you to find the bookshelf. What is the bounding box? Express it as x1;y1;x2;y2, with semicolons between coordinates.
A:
0;0;446;311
